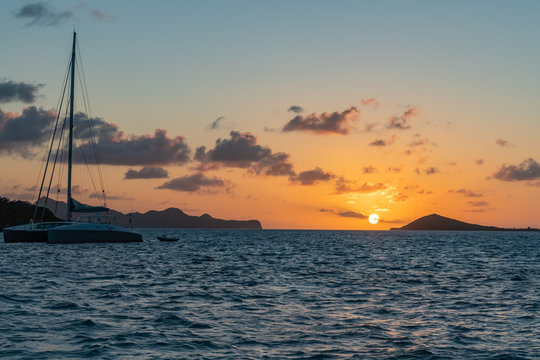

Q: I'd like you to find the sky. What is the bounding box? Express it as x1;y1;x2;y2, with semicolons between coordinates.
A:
1;0;539;229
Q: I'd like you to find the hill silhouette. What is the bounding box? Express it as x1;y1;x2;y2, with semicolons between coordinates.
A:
392;213;538;231
35;197;262;229
0;197;60;230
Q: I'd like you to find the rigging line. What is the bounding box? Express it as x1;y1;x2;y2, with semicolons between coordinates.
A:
76;43;108;204
33;62;71;222
73;129;103;206
31;57;72;209
40;113;68;222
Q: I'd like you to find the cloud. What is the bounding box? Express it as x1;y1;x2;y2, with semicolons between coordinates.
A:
448;188;483;198
124;167;169;179
363;166;377;174
287;105;304;113
491;158;540;181
334;177;387;194
387;107;418;130
0;106;56;157
91;9;115;22
424;167;439;175
89;193;134;201
0;108;192;165
282;107;359;135
388;166;402;173
195;131;295;176
75;128;191;166
369;139;387;147
467;201;489;207
208;116;225;130
157;173;227;193
495;138;513;147
409;137;434;147
337;211;368;219
361;98;379;107
0;80;43;103
475;159;484;165
251;152;295;176
290;167;334;185
15;1;73;26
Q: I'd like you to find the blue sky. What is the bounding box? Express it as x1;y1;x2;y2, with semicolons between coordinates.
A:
1;1;539;228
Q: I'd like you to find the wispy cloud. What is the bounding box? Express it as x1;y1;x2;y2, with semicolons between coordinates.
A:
495;138;513;148
387;107;418;130
448;188;483;198
287;105;304;113
334;177;387;194
360;98;379;107
208;116;225;130
15;1;73;27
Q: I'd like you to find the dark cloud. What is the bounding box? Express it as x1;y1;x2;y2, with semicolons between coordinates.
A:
0;108;192;165
335;178;387;194
208;116;225;130
370;135;395;147
251;152;295;177
491;158;540;181
75;128;190;166
0;80;43;103
15;2;73;26
475;159;484;165
287;105;304;113
124;167;169;179
424;167;439;175
157;173;226;193
388;166;402;173
337;211;368;219
369;139;387;147
290;167;333;185
495;138;513;147
0;106;55;157
409;137;434;147
387;107;418;130
448;188;483;198
195;131;295;176
363;166;377;174
282;107;359;135
361;98;379;107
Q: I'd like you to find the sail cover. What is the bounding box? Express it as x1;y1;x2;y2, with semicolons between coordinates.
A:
70;198;109;213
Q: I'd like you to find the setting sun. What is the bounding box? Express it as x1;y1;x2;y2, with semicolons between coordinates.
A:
369;214;379;224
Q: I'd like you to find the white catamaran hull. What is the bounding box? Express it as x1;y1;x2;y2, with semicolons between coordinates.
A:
47;223;142;244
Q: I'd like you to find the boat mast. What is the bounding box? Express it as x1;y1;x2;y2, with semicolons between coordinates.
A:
67;31;76;221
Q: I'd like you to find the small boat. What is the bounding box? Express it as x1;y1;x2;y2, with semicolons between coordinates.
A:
157;236;179;242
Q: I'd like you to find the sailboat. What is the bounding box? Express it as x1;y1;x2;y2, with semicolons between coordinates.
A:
3;32;142;244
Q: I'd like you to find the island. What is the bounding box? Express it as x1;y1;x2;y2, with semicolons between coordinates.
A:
0;196;262;230
392;213;538;231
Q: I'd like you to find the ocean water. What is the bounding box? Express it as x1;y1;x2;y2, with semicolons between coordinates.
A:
0;230;538;359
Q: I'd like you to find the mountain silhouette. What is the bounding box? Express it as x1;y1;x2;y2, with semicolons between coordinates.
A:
392;213;537;231
33;197;262;229
0;197;60;230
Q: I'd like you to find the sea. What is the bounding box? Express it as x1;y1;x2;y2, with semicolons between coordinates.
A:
0;230;538;359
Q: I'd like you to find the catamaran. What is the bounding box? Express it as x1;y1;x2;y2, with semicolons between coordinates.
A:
3;32;142;244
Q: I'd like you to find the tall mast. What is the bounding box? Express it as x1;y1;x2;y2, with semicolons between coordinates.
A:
67;31;76;221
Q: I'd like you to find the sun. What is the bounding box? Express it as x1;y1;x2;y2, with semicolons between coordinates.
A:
369;214;379;224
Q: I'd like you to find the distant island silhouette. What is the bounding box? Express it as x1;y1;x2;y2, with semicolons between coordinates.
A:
392;213;538;231
0;196;262;230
